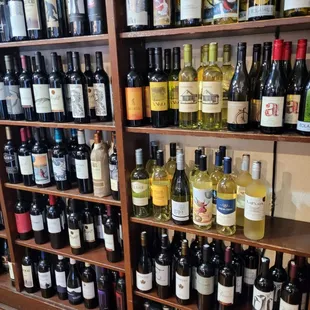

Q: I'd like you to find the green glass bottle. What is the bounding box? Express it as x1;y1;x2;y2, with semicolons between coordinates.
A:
202;42;223;130
179;44;199;129
131;148;151;218
165;142;177;181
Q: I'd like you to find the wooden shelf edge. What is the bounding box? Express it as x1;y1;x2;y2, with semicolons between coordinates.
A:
5;183;121;207
130;216;310;257
0;229;7;239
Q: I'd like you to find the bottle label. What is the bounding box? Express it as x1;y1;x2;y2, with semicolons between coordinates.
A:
213;0;237;20
251;99;262;123
168;81;179;110
50;88;65;113
216;197;236;226
279;298;299;310
136;271;152;291
0;82;5;101
5;85;23;115
172;200;189;222
68;0;86;22
20;88;34;108
67;286;83;303
179;81;199;113
24;0;41;30
236;185;246;209
260;96;285;127
30;214;44;231
4;152;19;175
104;233;115;251
8;262;14;280
52;157;68;181
175;273;190;300
248;2;275;18
180;0;202;19
83;223;95;242
91;160;102;180
68;228;81;249
126;0;148;26
75;159;89;179
238;0;248;21
69;84;85;118
236;276;242;293
132;181;149;206
193;187;213;227
155;262;170;286
244;267;257;285
47;217;61;234
125;87;143;120
18;155;33;176
297;121;310;132
55;270;67;294
44;0;60;28
32;153;51;185
87;86;95;109
203;0;214;23
33;84;52;113
82;281;96;300
252;286;273;309
197;274;214;295
285;94;300;125
38;271;52;290
150;82;168;112
8;0;27;37
244;194;265;221
273;281;283;303
87;0;104;21
202;81;223;113
15;212;32;234
144;86;151;117
217;282;234;304
65;84;72;111
284;0;310;10
94;83;108;117
152;184;168;206
227;101;249;125
154;0;171;26
22;265;34;288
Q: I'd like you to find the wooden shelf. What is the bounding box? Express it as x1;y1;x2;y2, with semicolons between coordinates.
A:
5;183;121;207
0;120;116;131
16;238;125;273
125;126;310;143
130;216;310;257
120;16;310;41
0;229;7;239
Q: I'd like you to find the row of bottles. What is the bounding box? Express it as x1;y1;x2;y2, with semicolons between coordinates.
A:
0;51;113;124
136;230;310;309
0;0;106;42
125;0;310;32
14;192;123;263
20;249;126;309
4;127;119;199
131;142;267;240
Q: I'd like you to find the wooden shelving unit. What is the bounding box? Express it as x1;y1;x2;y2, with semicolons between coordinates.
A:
0;229;7;239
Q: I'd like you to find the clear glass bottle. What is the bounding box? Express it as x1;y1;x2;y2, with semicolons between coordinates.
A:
165;142;177;180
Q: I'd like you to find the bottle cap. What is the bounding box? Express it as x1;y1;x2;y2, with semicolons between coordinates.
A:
282;41;292;60
223;157;232;174
135;148;143;165
225;247;232;264
252;161;261;180
49;195;56;206
170;142;176;157
219;146;226;159
176;152;184;171
199;155;207;172
85;263;90;267
5;127;11;140
54;129;62;143
253;43;262;52
296;39;307;60
241;154;250;171
141;231;147;247
195;149;202;166
156;150;164;166
70;258;76;264
154;47;162;55
215;151;222;167
273;39;284;61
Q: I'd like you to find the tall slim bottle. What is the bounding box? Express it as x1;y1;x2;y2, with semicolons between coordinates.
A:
23;0;44;40
84;54;96;119
282;41;292;79
145;48;155;124
87;0;106;35
165;142;176;180
65;51;73;121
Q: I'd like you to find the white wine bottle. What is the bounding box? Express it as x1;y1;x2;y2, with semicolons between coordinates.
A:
244;161;266;240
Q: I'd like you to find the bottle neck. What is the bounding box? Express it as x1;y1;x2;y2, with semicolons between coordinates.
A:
85;55;91;71
148;51;154;71
261;262;269;278
164;53;171;71
77;132;86;145
51;54;58;72
35;54;42;72
5;58;13;73
184;49;192;68
223;51;231;65
237;48;247;71
173;51;180;70
209;48;218;65
155;53;163;71
72;56;80;72
130;52;136;71
96;53;104;71
275;252;283;268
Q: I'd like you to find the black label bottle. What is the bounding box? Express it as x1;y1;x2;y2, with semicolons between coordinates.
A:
8;0;27;41
68;0;88;36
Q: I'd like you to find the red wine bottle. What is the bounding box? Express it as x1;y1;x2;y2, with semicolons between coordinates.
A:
44;0;67;38
8;0;27;41
83;201;97;250
38;251;55;298
24;0;44;40
116;272;126;310
55;255;68;300
22;247;39;293
296;256;308;310
0;2;11;43
84;54;96;120
65;52;73;121
0;70;8;120
81;263;98;309
93;203;104;244
87;0;106;35
67;258;83;305
282;41;292;79
191;235;205;298
109;133;119;200
249;44;262;95
68;128;78;183
68;0;88;36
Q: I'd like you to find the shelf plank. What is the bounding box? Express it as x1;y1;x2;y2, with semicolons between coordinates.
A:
0;229;7;239
5;183;121;207
125;126;310;143
120;16;310;41
15;238;125;273
0;120;116;131
130;216;310;257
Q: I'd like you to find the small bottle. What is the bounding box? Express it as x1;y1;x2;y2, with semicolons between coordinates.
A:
165;142;177;180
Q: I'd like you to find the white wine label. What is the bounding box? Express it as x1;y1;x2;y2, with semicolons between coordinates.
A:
33;84;52;113
104;233;115;251
69;84;85;118
236;185;246;209
197;274;214;295
297;121;310;132
216;198;236;226
202;81;223;113
32;153;51;185
94;83;108;117
172;200;190;222
132;181;148;194
52;157;67;181
0;82;5;100
55;270;67;289
284;0;310;10
155;262;170;286
248;5;275;18
87;86;95;109
132;196;148;207
175;273;190;300
132;181;149;206
30;214;44;231
50;88;65;112
227;101;249;125
252;286;274;310
5;85;23;115
136;271;152;291
244;195;265;221
279;298;299;310
82;281;96;299
260;96;285;127
178;81;199;113
24;0;41;30
68;228;81;249
91;160;102;180
301;293;307;310
214;0;238;19
285;94;300;125
83;223;95;242
47;217;61;234
193;187;213;227
20;88;34;108
244;267;257;285
8;262;14;280
126;0;148;26
9;0;27;37
22;265;34;288
18;155;33;176
217;282;234;304
192;266;197;290
273;281;284;303
180;0;202;19
236;276;242;293
38;271;52;290
75;159;89;179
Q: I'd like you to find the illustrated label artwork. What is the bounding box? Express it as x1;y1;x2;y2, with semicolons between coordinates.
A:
52;157;67;181
50;88;65;112
168;81;179;110
150;82;168;111
87;86;95;109
203;0;213;23
125;87;143;120
5;85;23;115
202;81;223;113
261;96;284;127
193;187;212;226
69;84;85;118
32;153;51;185
213;0;238;20
44;0;60;28
33;84;52;113
227;101;249;124
252;286;274;310
179;81;199;113
126;0;148;26
285;94;300;125
94;83;107;116
153;0;171;26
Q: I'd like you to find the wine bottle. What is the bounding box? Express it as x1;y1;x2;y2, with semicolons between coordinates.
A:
231;243;244;305
235;154;251;227
131;148;151;218
65;51;73;121
216;157;236;236
244;161;266;240
180;0;202;26
150;47;169;128
81;263;98;309
97;268;111;308
75;129;93;194
145;48;155;124
8;0;27;41
109;132;119;200
0;2;11;43
68;0;88;36
87;0;106;35
296;256;308;310
248;0;275;20
179;44;199;129
191;235;205;297
126;0;149;31
153;0;171;28
211;239;224;293
23;0;44;40
284;0;310;16
68;128;78;182
152;150;171;222
203;0;213;24
125;48;144;127
214;0;237;24
228;42;250;131
67;258;83;305
0;69;8;120
136;231;152;292
93;203;104;243
283;41;292;79
83;54;96;119
82;202;97;249
164;49;171;76
189;149;202;203
22;248;39;293
285;39;308;131
171;232;186;286
202;42;223;130
44;0;67;38
38;252;55;298
249;44;262;94
55;255;68;300
116;272;126;310
165;142;176;180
